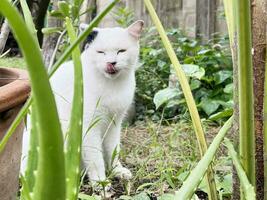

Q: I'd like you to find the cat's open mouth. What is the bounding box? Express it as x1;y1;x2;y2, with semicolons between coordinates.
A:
105;64;119;75
105;68;118;75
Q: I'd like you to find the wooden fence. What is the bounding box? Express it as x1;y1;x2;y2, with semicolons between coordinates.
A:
82;0;228;39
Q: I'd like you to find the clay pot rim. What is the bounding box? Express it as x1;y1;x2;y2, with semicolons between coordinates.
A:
0;67;31;113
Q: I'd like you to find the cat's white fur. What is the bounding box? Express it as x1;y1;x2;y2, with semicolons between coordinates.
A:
21;20;144;185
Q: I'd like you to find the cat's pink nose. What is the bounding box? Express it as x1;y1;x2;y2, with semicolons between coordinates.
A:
107;62;117;67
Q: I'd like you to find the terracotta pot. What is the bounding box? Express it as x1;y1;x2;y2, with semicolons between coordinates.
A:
0;67;30;200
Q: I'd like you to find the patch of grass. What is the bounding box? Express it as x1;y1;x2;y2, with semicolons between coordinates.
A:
80;120;232;199
0;57;26;68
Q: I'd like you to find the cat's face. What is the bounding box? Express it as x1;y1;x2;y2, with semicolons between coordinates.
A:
82;20;144;79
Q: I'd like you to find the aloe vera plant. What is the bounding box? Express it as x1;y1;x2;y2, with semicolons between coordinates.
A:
143;0;218;199
0;1;66;199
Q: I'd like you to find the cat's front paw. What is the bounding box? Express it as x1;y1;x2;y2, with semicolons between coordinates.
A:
113;166;132;180
91;182;114;198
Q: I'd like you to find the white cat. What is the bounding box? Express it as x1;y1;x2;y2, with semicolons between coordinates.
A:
21;20;144;186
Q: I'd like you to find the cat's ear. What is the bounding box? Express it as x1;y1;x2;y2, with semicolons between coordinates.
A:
82;29;99;50
127;20;144;39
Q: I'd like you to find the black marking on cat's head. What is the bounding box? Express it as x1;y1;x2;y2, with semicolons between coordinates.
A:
82;30;98;51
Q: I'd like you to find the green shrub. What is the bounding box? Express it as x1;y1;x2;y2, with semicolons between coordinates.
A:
136;28;233;121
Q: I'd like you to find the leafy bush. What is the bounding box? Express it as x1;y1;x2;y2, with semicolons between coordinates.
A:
135;28;233;121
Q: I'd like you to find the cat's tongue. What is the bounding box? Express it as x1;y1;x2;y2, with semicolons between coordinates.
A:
106;64;117;74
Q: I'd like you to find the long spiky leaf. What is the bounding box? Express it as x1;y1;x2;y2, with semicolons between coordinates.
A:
224;138;256;200
65;17;84;200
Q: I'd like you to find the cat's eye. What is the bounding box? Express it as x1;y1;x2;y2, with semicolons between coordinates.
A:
117;49;126;54
97;50;105;54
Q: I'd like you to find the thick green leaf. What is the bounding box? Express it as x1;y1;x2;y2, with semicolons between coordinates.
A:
133;192;150;200
214;70;232;85
166;99;185;108
217;100;234;109
200;98;220;115
223;83;233;94
65;17;84;200
181;64;205;79
190;79;201;90
153;88;181;109
216;174;232;195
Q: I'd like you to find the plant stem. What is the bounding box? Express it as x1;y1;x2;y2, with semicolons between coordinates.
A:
236;0;255;192
143;0;218;199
